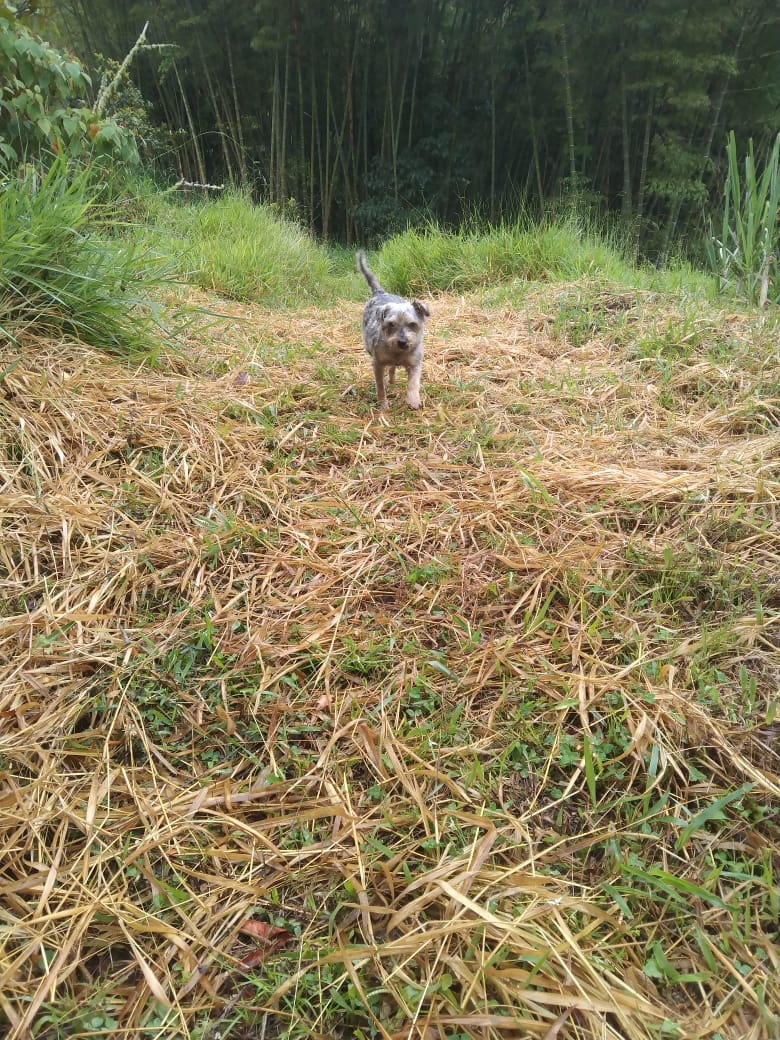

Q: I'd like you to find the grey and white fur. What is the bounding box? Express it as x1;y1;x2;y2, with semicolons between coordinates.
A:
356;251;430;409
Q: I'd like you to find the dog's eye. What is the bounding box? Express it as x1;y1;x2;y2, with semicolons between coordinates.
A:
408;322;419;333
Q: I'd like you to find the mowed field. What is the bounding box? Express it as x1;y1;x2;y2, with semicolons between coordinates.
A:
1;280;779;1039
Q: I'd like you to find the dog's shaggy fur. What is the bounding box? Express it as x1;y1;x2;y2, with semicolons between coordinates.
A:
357;251;430;409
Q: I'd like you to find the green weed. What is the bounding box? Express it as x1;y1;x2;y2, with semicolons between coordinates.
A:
707;131;780;306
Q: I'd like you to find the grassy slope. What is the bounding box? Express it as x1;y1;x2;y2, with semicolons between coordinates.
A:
0;220;779;1040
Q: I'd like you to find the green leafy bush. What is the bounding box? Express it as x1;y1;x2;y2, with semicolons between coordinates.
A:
0;8;138;167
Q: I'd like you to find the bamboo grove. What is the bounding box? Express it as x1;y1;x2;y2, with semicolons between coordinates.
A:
60;1;780;251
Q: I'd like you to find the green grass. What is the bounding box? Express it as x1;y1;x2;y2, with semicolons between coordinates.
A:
0;159;185;358
368;218;620;295
368;218;714;299
0;169;722;372
139;189;355;304
128;190;715;308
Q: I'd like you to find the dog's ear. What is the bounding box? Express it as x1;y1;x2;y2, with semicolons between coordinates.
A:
412;300;430;321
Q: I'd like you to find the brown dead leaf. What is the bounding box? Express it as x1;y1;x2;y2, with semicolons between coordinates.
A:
239;919;294;966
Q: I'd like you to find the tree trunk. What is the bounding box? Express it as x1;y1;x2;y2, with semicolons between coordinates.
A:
225;27;248;186
172;60;207;184
522;36;544;211
280;41;290;201
557;1;577;187
620;59;632;222
635;92;654;253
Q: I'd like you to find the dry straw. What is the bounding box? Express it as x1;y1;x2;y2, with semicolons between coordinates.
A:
1;285;779;1038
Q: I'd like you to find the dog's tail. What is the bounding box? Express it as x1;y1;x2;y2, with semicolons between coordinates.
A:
356;250;382;294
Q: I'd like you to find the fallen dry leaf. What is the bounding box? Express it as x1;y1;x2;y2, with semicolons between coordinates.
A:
239;919;293;966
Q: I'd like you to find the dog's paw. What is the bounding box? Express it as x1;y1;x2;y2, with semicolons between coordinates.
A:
406;395;421;410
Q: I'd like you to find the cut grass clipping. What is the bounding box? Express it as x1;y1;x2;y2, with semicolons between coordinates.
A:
1;271;779;1039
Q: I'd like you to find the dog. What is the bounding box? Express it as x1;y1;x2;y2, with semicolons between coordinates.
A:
356;251;430;409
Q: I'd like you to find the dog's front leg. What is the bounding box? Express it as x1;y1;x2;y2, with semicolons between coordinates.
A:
372;360;389;408
406;362;422;409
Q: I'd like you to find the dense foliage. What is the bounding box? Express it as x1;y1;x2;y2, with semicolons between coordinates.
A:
0;2;137;167
59;0;780;251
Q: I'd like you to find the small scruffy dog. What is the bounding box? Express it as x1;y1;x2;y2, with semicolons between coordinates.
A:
357;251;430;409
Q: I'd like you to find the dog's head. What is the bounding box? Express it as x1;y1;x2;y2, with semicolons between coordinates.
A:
379;299;430;352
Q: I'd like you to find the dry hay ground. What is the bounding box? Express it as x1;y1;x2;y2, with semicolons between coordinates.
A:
1;283;779;1040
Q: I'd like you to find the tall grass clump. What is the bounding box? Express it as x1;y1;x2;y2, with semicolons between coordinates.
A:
0;159;180;357
707;131;780;306
375;215;631;296
142;190;352;305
